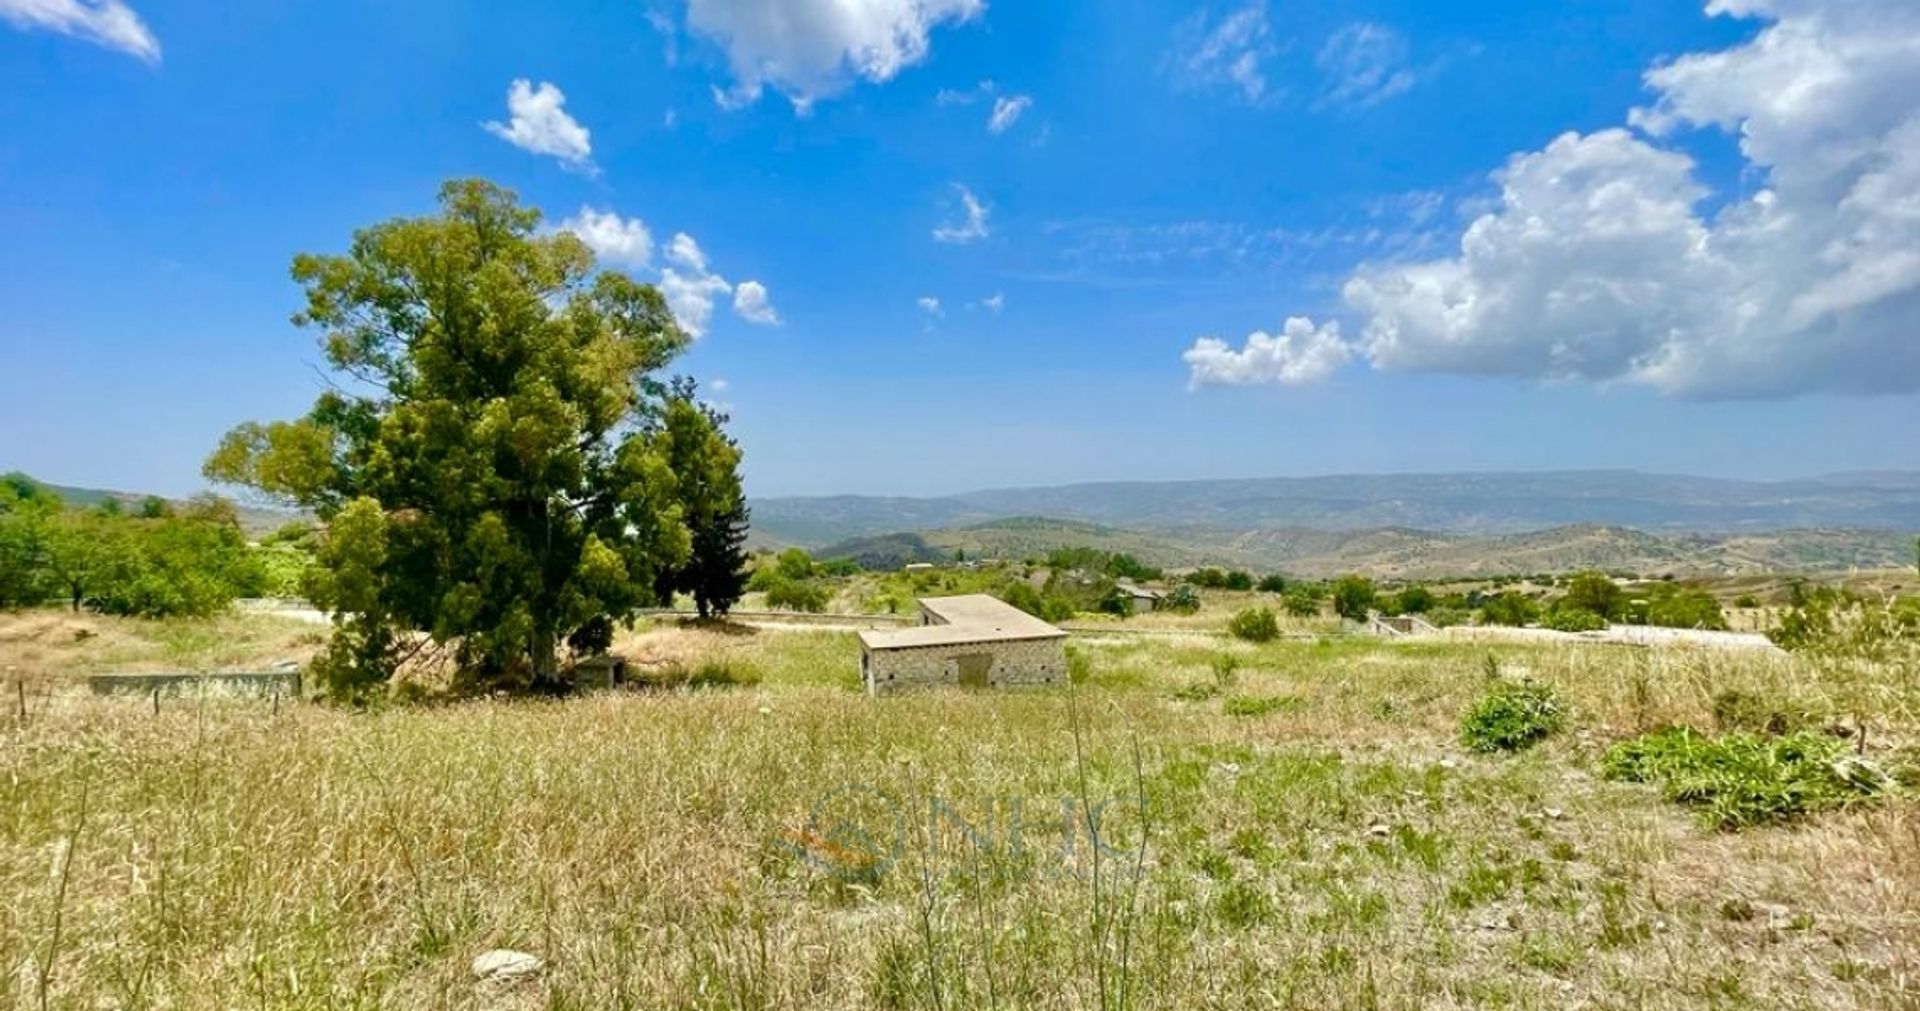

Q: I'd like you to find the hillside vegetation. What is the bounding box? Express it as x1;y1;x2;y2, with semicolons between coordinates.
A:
755;470;1920;545
819;517;1917;578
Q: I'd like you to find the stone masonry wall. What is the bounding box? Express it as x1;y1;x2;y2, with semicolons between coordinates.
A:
863;636;1067;694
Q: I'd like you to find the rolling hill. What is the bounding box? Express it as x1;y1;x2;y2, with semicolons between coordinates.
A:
819;517;1918;578
755;469;1920;546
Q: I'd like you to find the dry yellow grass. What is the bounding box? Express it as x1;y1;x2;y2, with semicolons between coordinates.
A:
1;613;1916;1009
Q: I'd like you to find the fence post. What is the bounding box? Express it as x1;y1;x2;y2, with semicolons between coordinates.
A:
14;680;23;723
152;686;160;718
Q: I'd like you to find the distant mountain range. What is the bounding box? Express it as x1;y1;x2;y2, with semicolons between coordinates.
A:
817;518;1919;579
754;470;1920;546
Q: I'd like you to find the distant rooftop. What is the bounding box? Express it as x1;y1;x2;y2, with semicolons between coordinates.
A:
859;594;1068;650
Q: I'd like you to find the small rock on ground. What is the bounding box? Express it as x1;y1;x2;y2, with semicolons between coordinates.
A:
472;949;544;983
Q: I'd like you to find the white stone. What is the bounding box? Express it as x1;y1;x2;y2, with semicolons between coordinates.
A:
472;949;543;983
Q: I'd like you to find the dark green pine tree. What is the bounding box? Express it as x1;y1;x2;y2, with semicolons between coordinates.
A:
658;382;750;619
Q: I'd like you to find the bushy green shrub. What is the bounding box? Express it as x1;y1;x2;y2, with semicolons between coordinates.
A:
1161;583;1201;614
1478;591;1539;627
1189;568;1229;589
763;578;828;613
1332;575;1376;622
1461;678;1566;752
1227;606;1279;643
1600;727;1891;830
1222;570;1255;591
1255;574;1287;593
1561;571;1626;621
1634;585;1728;630
1281;589;1320;617
1542;606;1607;632
999;580;1075;622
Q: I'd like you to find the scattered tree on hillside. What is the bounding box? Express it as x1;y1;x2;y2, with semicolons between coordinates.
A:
1479;590;1540;627
205;179;712;696
1332;575;1377;622
1561;571;1627;622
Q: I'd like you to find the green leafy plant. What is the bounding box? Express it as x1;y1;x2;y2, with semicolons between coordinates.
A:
1600;727;1892;830
1161;583;1202;614
1461;678;1566;753
1227;606;1279;643
1542;606;1607;633
763;578;829;613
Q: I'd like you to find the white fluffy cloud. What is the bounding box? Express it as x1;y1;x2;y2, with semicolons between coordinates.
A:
732;280;781;325
484;79;594;171
557;207;652;268
917;296;943;316
0;0;159;62
932;184;989;244
988;94;1032;134
660;233;731;337
1315;23;1416;110
1185;317;1354;387
1191;0;1920;398
684;0;983;108
557;214;777;337
1165;3;1276;105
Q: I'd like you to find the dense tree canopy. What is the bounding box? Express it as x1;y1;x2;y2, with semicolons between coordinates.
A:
205;179;737;694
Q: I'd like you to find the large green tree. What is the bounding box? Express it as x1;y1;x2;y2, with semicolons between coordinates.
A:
654;384;750;619
206;179;700;693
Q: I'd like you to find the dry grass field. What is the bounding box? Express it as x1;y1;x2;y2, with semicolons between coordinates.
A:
3;610;1918;1009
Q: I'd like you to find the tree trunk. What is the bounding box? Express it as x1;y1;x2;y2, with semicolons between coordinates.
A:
530;628;559;690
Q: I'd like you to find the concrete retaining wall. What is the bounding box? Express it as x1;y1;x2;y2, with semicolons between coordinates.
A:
89;671;302;698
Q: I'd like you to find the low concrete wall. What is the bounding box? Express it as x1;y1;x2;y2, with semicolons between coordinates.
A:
89;671;302;698
863;636;1067;694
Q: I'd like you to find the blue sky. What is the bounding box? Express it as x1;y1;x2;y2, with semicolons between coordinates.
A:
3;0;1917;499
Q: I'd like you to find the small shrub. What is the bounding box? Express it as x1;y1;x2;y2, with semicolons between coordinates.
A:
1479;591;1539;627
1209;652;1240;688
1224;694;1299;718
1461;679;1566;753
1227;607;1279;643
1281;589;1320;618
1161;583;1202;614
1600;726;1892;830
1542;606;1606;632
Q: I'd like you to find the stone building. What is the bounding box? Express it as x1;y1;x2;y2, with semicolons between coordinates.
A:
858;594;1068;694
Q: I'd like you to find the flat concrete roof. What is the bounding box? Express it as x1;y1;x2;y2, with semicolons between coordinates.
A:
859;594;1068;650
